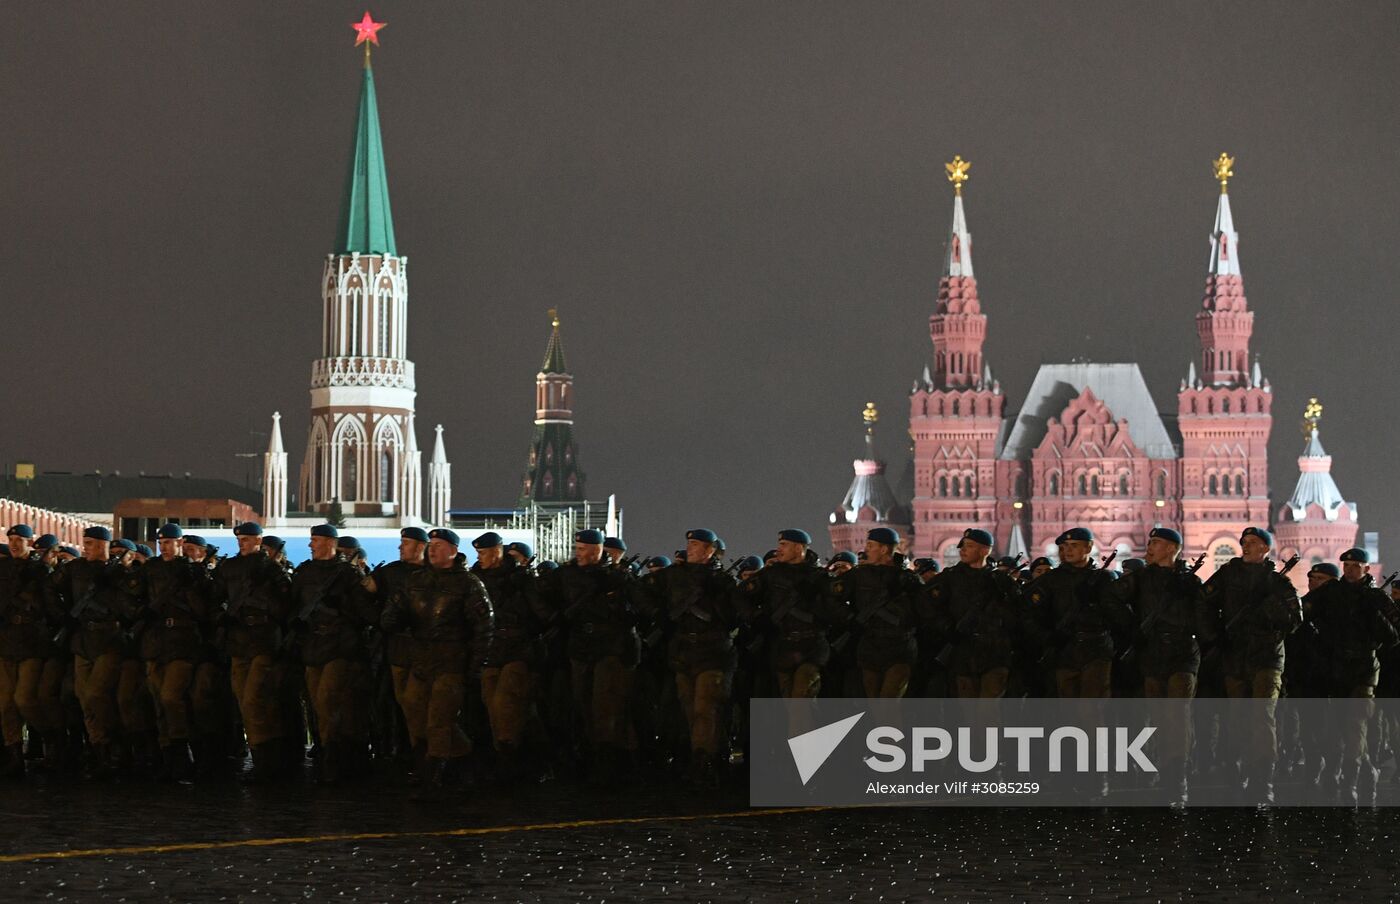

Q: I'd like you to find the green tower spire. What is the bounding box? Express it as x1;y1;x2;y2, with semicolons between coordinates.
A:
335;64;397;256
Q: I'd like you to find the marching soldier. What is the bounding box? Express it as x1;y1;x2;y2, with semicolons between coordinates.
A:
927;528;1022;699
212;524;292;782
108;538;159;773
738;529;845;701
1029;528;1126;699
1305;548;1399;804
832;528;929;699
538;528;639;780
51;526;142;779
470;532;552;780
1105;527;1214;804
827;551;857;577
603;537;629;570
0;525;60;777
135;523;215;781
286;524;376;784
1204;526;1302;805
365;527;429;768
635;529;740;785
383;528;492;793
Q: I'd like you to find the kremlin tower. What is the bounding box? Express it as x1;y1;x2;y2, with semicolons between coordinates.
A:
520;310;586;505
265;15;446;527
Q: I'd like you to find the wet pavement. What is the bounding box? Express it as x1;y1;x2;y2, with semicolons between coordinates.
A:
1;765;1398;902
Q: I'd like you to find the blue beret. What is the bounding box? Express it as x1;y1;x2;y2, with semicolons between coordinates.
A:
182;534;207;547
234;521;263;537
1029;556;1053;571
686;528;718;544
1149;527;1183;546
429;528;461;548
60;545;80;558
156;523;184;540
400;527;429;543
472;531;503;549
603;536;627;551
830;551;858;565
961;528;994;547
1121;558;1146;573
997;556;1020;568
83;526;112;542
507;541;534;559
310;524;339;539
1240;527;1272;547
112;538;137;552
336;536;361;551
262;536;285;552
537;560;559;573
1340;547;1370;564
914;558;940;575
35;534;59;550
778;528;812;545
713;537;726;551
647;555;674;569
737;555;762;572
1309;562;1340;578
867;527;900;546
575;529;604;545
135;544;154;558
5;524;33;539
1056;527;1094;544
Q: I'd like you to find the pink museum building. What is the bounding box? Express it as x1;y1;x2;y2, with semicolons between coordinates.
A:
830;155;1376;586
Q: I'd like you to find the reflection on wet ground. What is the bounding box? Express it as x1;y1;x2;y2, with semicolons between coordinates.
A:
0;772;1395;901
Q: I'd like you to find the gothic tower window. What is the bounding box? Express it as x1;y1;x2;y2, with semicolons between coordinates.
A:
1048;473;1060;496
1221;474;1231;496
379;447;393;502
1076;474;1087;496
342;443;358;502
1153;471;1167;497
1208;474;1218;496
1222;396;1231;414
1118;472;1130;496
1090;473;1100;496
938;475;948;497
1235;473;1245;496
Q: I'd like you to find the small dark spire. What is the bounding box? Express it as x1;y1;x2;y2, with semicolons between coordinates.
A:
541;308;568;373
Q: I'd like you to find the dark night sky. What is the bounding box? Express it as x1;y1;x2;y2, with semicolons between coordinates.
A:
5;1;1399;558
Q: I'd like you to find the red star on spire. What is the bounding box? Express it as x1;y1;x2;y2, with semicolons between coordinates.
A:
352;11;387;47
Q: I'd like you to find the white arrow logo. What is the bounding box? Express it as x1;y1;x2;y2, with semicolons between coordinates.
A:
787;712;865;785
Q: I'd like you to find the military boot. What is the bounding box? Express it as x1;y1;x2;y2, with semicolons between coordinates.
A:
1248;760;1275;807
169;740;195;784
153;746;175;782
1357;761;1381;807
40;732;67;775
1162;759;1189;808
1;743;24;779
411;758;448;800
83;743;118;781
317;743;341;785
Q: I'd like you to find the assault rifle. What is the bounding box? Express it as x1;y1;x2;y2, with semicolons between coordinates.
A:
278;583;330;655
52;581;102;647
1119;551;1208;660
1222;554;1300;633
